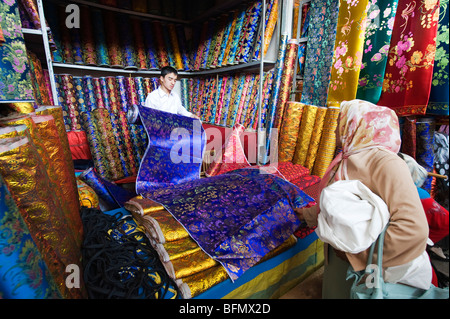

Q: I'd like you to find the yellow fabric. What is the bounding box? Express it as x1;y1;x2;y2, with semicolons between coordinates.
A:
77;178;99;208
223;239;324;299
264;0;279;57
312;104;340;177
183;265;229;298
6;102;35;113
292;103;317;166
278;101;304;162
304;106;327;171
327;0;369;103
124;195;165;215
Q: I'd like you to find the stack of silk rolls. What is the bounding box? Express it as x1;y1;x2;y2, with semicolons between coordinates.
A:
0;107;86;299
124;195;298;299
278;101;341;178
124;196;229;299
54;73;156;181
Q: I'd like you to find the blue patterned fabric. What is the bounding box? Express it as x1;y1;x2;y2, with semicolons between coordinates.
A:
136;106;205;194
0;0;34;102
0;175;61;299
300;0;340;107
135;107;314;281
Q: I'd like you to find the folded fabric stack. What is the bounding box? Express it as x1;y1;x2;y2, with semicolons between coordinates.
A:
125;195;227;298
125;195;298;299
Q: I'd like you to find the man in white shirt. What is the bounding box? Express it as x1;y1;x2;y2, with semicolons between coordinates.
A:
144;66;200;119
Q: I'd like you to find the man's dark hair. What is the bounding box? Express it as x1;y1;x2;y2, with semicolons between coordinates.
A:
161;66;178;77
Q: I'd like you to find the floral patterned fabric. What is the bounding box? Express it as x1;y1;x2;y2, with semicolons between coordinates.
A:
301;0;340;107
377;0;440;116
0;0;34;102
427;0;449;115
135;107;314;281
325;99;402;181
0;174;61;299
357;0;399;104
327;0;370;104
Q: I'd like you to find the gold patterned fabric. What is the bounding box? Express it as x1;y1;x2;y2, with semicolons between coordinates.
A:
124;195;165;215
31;114;83;247
181;265;229;298
0;136;85;299
292;103;318;166
312;104;340;177
131;209;189;243
278;102;305;162
327;0;369;104
6;102;35;113
304;106;327;171
165;249;218;280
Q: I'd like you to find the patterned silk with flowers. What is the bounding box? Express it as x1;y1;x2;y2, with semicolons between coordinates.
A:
427;0;449;115
0;0;34;102
327;0;370;104
357;0;399;104
377;0;440;116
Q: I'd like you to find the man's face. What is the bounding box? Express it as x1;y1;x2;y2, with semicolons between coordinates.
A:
160;72;177;93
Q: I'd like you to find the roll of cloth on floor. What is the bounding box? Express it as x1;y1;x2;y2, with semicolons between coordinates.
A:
377;0;440;116
304;106;328;171
92;108;125;180
0;113;82;247
0;136;86;299
400;116;417;159
311;104;340;178
292;103;318;166
79;167;135;209
0;168;62;299
278;101;305;162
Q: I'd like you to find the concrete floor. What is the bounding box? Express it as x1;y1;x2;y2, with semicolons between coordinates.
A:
279;245;449;299
279;266;324;299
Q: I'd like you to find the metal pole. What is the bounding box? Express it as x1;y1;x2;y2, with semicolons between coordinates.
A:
36;0;59;106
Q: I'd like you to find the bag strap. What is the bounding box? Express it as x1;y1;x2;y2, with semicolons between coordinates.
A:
365;223;389;273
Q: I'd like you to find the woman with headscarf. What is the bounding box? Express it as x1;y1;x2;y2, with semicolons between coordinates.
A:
296;99;432;298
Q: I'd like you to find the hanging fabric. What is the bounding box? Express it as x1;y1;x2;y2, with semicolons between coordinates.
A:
377;0;440;116
427;0;449;115
0;0;34;102
327;0;370;104
356;0;399;104
300;0;340;107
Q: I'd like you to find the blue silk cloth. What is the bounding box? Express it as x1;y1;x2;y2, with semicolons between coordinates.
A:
1;175;61;299
135;107;314;281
